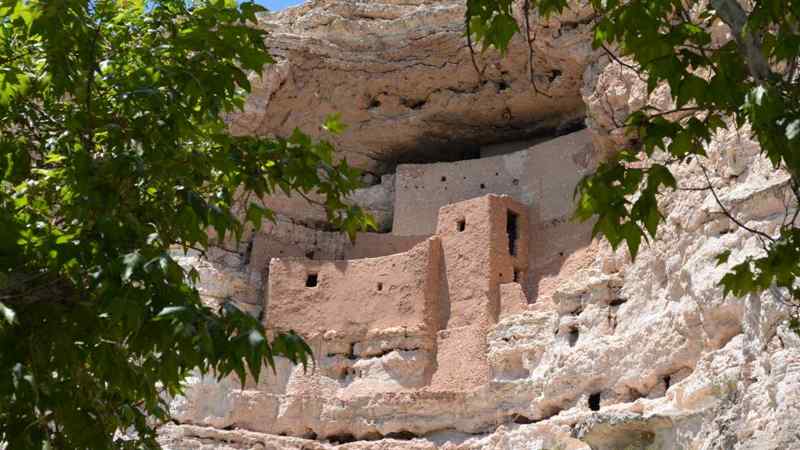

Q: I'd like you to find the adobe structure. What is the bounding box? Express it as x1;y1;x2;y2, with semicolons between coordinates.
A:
267;194;530;392
168;129;600;443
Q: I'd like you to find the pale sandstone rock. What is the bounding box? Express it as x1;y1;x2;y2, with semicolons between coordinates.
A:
228;0;597;173
165;133;800;448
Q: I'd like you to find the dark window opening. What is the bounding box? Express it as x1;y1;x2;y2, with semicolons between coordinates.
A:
441;176;447;182
377;282;383;291
663;375;671;391
568;327;579;347
588;392;601;411
507;210;519;256
480;183;486;189
513;269;521;283
457;219;466;232
306;273;318;287
305;250;315;260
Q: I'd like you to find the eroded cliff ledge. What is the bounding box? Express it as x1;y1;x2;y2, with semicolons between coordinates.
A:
160;1;800;449
227;0;595;173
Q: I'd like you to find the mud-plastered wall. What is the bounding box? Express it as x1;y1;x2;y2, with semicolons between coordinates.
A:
392;129;594;236
265;238;442;342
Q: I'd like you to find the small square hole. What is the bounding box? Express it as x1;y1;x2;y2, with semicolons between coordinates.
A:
441;176;447;182
480;183;486;189
377;282;383;291
457;220;466;232
306;273;318;287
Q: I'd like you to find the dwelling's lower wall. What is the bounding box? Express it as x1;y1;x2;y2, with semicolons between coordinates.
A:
265;238;439;340
429;325;490;391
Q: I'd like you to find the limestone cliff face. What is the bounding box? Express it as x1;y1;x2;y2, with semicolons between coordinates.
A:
160;2;800;449
227;0;595;173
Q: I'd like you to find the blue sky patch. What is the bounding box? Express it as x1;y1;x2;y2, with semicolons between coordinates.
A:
255;0;304;11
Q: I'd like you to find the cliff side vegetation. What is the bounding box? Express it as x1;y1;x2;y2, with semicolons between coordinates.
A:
0;0;371;447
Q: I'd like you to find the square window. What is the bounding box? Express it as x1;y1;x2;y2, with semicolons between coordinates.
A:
306;273;318;287
457;219;466;232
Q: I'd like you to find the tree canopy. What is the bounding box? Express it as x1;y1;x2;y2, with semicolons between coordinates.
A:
0;0;371;447
468;0;800;322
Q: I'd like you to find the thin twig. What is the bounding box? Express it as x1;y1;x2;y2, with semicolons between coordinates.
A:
677;185;712;191
699;161;776;243
464;7;485;82
600;43;646;82
522;0;551;98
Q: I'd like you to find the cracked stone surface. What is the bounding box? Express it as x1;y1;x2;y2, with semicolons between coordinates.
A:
227;0;597;173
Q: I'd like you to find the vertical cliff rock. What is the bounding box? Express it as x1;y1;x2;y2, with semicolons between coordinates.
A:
227;0;595;173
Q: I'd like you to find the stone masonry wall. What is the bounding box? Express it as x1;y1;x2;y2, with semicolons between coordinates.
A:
393;129;593;236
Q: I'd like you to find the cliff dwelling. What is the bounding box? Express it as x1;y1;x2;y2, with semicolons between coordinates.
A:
159;1;800;449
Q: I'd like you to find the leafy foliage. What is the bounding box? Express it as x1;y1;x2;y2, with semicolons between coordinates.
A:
0;0;371;447
468;1;800;316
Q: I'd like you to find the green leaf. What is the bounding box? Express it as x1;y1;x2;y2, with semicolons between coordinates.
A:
157;306;187;317
122;251;143;283
621;221;642;259
322;113;348;135
715;250;731;266
0;302;16;325
248;329;265;347
786;120;800;141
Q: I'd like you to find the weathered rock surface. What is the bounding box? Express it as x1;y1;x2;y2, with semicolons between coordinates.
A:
164;127;800;450
228;0;596;173
160;3;800;450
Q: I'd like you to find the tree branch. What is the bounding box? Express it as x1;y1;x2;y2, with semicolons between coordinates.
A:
710;0;772;83
464;7;486;82
522;0;551;98
699;161;776;243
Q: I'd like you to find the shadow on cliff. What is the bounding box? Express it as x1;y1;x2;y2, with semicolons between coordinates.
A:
525;205;596;304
